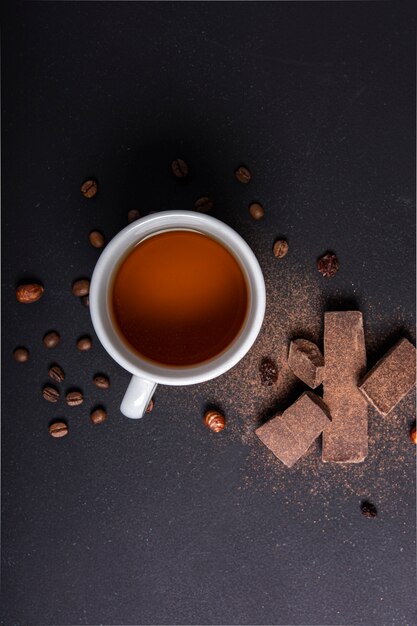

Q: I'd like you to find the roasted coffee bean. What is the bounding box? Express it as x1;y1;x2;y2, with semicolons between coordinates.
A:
16;283;44;303
171;158;189;179
43;385;60;403
259;357;278;386
194;196;213;212
360;501;377;518
235;165;251;184
80;179;98;198
89;230;105;248
249;202;264;220
90;407;107;424
66;390;83;406
93;374;110;389
43;331;60;348
273;239;289;259
72;279;90;297
49;364;65;383
317;252;339;278
204;410;225;432
13;347;29;362
77;336;92;351
81;295;89;307
127;209;140;223
49;421;68;438
410;424;416;444
146;399;154;413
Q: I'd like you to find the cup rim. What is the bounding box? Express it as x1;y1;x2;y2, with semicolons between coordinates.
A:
90;210;265;385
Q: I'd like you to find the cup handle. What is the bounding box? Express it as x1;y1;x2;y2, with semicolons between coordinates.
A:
120;376;157;419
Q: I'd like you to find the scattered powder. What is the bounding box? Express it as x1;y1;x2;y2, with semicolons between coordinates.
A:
165;247;415;504
240;392;415;505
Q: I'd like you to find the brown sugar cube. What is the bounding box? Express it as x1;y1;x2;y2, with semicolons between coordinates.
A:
359;338;416;416
255;392;331;468
288;339;324;388
322;311;368;463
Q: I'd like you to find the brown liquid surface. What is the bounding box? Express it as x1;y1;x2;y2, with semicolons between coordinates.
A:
111;230;248;366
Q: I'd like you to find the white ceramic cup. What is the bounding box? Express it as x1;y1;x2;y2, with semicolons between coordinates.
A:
90;210;266;418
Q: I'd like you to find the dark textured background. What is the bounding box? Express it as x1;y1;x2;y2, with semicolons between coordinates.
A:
1;1;416;625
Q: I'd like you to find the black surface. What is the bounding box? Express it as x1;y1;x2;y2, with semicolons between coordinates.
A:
1;2;416;625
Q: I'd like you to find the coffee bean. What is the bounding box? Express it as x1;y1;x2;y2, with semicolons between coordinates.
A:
204;410;225;432
127;209;140;223
360;501;377;518
317;252;339;278
43;385;60;403
49;421;68;438
13;347;29;362
410;424;416;444
72;279;90;297
90;407;107;424
81;295;89;307
66;390;83;406
273;239;289;259
77;336;92;351
89;230;105;248
249;202;264;220
194;196;213;213
259;357;278;386
49;364;65;383
43;331;60;348
235;165;251;184
93;374;110;389
80;179;98;198
16;283;44;304
171;158;189;179
146;399;154;413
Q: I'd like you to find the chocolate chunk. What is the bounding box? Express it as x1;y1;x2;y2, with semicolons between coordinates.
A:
259;357;278;386
322;311;368;463
359;338;416;416
317;252;339;278
255;391;331;468
288;339;324;388
360;501;377;518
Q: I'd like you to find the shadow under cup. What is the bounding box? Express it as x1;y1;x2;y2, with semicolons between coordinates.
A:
90;211;265;386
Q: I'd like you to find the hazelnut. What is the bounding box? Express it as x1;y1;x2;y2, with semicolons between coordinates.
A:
204;410;225;433
13;347;30;362
249;202;264;220
76;336;92;351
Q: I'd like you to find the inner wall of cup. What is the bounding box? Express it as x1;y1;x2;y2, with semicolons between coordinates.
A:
106;226;253;371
